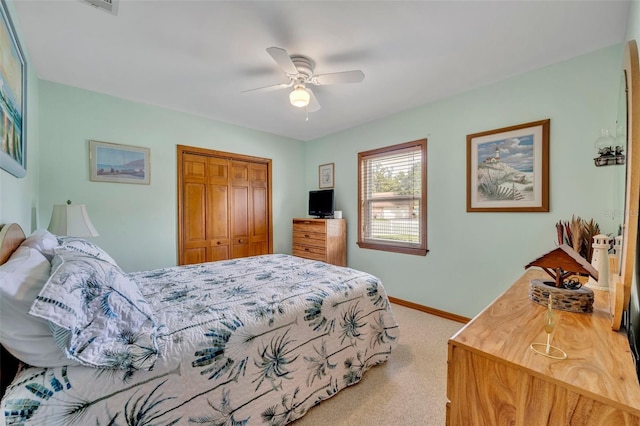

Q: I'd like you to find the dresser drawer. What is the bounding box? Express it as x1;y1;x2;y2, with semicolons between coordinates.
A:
293;231;326;247
293;245;327;261
293;221;326;234
292;218;346;267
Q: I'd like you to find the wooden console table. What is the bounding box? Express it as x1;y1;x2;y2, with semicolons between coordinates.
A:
447;268;640;425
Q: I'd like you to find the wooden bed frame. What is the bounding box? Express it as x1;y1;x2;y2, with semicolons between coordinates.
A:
0;223;27;398
0;223;25;265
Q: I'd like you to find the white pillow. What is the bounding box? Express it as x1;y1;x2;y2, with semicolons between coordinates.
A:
20;229;60;261
0;246;77;367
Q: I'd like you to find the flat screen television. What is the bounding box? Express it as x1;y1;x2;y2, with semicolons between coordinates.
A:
309;189;334;218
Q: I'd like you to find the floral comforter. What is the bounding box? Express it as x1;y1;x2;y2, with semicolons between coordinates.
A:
2;254;399;425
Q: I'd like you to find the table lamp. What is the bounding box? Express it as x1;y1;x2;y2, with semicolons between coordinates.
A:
47;200;99;237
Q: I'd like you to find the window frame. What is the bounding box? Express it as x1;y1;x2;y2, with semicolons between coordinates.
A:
357;139;428;256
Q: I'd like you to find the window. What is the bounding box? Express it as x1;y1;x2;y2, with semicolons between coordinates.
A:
357;139;427;256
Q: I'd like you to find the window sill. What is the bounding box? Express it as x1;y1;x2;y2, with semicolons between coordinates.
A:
356;241;428;256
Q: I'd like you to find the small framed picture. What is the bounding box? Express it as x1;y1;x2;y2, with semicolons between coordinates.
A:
467;119;549;212
89;140;151;185
319;163;334;188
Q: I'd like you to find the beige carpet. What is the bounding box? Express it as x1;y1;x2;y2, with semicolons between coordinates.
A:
293;303;464;426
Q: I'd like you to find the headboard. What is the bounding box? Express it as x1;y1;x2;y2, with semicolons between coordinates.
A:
0;223;25;265
0;223;27;398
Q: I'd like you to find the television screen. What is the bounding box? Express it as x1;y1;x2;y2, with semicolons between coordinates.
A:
309;189;334;218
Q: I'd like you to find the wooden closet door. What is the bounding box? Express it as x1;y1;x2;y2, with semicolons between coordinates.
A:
228;161;271;259
230;160;250;259
180;154;230;264
181;153;209;264
249;162;269;255
178;146;273;265
206;157;231;260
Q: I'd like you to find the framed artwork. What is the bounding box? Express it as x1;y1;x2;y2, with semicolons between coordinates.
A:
319;162;334;188
0;0;27;178
89;140;151;185
467;119;549;212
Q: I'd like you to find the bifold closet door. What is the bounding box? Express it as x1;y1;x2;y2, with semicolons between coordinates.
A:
180;153;230;264
229;161;270;258
249;162;269;256
178;146;272;265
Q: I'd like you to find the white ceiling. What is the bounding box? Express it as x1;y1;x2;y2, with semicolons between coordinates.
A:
11;0;631;141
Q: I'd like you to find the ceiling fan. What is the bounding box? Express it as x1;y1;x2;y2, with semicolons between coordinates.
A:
243;47;365;112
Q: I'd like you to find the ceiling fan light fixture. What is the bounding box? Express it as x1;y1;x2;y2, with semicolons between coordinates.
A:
289;86;310;108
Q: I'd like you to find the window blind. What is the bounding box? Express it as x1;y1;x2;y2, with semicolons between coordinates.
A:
358;139;427;255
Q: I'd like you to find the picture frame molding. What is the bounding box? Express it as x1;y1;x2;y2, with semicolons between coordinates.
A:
89;140;151;185
0;0;27;178
466;119;550;212
319;162;335;189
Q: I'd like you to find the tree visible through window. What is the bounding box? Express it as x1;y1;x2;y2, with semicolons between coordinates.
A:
357;139;427;256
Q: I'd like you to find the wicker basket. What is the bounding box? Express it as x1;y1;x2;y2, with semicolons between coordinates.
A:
529;279;593;313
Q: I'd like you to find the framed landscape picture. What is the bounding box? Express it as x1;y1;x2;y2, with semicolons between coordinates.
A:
89;140;151;185
467;119;549;212
0;0;27;178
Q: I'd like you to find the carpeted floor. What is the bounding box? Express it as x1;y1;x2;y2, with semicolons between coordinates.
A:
292;303;464;426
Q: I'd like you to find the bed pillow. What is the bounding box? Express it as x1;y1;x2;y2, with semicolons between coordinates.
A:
57;236;117;266
20;229;60;261
0;246;78;367
28;247;159;371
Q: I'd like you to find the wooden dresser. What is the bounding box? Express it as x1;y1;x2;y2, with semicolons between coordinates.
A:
292;218;346;266
447;269;640;425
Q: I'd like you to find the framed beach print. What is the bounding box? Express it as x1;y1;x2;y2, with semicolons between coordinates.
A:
467;119;549;212
89;140;151;185
319;162;334;188
0;0;27;178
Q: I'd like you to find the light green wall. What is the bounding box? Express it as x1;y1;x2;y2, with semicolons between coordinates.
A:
305;44;623;318
38;82;305;271
0;0;39;233
1;0;637;319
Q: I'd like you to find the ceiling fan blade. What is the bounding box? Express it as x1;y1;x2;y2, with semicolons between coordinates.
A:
307;88;321;112
313;70;365;85
242;82;291;94
266;46;299;75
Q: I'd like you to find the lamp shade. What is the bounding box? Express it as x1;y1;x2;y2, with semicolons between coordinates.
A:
289;86;310;108
48;203;99;237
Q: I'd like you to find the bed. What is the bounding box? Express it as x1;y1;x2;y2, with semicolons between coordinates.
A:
0;223;398;425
